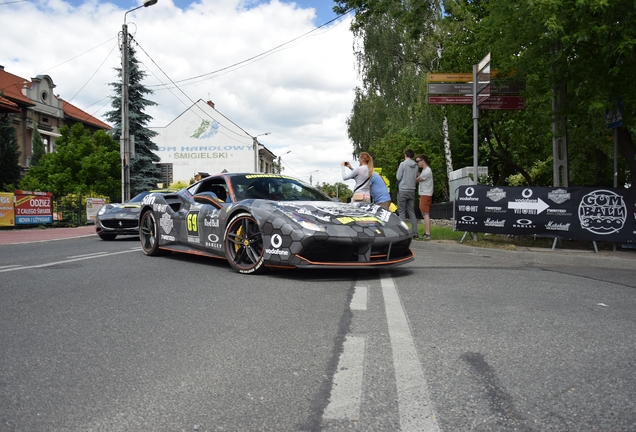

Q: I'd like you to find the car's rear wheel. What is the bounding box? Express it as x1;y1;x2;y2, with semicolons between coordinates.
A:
140;211;170;256
98;233;117;241
224;212;265;274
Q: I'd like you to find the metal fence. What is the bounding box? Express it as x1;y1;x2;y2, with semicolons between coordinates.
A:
51;193;121;227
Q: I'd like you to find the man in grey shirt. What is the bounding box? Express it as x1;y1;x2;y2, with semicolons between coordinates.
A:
396;149;419;238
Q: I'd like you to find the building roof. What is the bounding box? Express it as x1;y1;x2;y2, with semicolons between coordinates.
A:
0;95;20;113
62;99;111;130
0;66;111;129
0;68;35;107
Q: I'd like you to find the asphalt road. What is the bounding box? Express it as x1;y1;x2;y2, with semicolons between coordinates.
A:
1;236;635;431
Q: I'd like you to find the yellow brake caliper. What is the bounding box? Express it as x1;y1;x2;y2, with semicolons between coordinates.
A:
234;225;243;253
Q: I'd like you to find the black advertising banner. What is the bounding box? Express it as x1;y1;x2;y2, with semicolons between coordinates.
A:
455;186;636;243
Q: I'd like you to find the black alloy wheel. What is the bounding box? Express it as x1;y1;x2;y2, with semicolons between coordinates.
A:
224;212;265;274
140;211;170;256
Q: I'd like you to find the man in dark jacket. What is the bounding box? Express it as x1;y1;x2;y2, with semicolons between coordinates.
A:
396;149;419;238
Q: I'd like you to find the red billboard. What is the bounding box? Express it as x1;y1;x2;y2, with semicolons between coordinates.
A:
14;190;53;225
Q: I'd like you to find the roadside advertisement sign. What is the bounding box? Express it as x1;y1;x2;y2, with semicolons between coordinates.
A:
86;198;107;223
0;192;15;227
14;190;53;225
455;185;636;243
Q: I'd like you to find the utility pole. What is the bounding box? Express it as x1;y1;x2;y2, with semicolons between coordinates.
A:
120;0;157;201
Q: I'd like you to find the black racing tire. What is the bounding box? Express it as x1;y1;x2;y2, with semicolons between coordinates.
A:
224;212;265;274
98;233;117;241
139;210;170;256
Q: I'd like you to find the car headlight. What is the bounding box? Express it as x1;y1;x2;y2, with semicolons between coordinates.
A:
284;211;326;232
296;219;326;232
98;205;110;216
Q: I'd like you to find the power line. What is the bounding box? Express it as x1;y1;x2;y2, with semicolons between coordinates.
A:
0;0;28;5
133;38;253;144
147;9;353;90
40;38;117;74
67;41;118;103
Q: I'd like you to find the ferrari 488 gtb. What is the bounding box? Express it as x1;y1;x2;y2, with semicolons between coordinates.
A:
138;173;414;274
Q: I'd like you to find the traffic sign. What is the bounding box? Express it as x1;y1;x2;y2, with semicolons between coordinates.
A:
480;96;525;110
491;82;525;95
428;83;474;95
428;70;514;83
428;81;525;96
605;98;623;129
428;96;472;105
428;95;525;109
427;73;473;83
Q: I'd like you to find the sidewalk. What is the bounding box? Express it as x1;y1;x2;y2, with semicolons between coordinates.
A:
411;238;636;270
0;225;96;246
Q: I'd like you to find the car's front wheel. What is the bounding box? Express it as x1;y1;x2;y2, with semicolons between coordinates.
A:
140;211;170;256
224;212;265;274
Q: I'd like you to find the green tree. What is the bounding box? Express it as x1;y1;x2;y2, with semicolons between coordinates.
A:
336;0;636;189
105;43;161;195
0;113;22;191
478;0;636;187
20;123;121;196
316;182;351;201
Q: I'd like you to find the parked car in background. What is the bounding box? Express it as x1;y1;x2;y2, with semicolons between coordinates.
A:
95;190;176;241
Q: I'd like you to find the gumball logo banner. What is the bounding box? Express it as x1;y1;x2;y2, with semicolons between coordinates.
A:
455;186;635;243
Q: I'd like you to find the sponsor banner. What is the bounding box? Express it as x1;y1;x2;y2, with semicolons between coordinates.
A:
455;186;636;243
0;192;15;227
14;190;53;225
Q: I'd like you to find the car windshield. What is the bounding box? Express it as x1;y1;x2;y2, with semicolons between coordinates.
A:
232;174;332;202
128;189;177;203
128;191;150;203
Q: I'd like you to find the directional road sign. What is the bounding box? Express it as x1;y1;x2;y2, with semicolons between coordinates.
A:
428;82;525;95
428;95;525;110
480;96;526;110
428;83;474;95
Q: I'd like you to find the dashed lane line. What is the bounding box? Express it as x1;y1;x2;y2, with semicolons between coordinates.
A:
350;285;368;310
0;248;141;273
381;270;440;432
322;335;366;420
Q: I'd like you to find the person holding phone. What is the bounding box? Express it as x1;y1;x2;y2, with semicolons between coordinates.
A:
341;152;373;203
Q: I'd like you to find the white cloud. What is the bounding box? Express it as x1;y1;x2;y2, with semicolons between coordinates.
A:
1;0;360;186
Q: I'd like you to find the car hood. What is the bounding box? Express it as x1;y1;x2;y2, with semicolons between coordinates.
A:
272;201;396;225
100;203;142;214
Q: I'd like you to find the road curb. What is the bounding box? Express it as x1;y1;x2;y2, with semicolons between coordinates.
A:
410;239;636;270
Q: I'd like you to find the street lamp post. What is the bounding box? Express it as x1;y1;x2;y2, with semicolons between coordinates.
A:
277;150;291;174
252;132;271;172
121;0;157;202
310;169;319;185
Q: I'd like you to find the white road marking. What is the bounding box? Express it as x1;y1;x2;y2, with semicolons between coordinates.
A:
67;252;109;259
0;248;141;273
323;335;366;420
0;264;22;270
381;271;440;432
351;285;368;310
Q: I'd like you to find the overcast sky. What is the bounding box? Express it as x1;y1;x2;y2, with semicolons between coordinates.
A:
1;0;360;186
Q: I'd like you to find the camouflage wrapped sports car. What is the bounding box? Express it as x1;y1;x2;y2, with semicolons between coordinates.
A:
138;173;414;274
